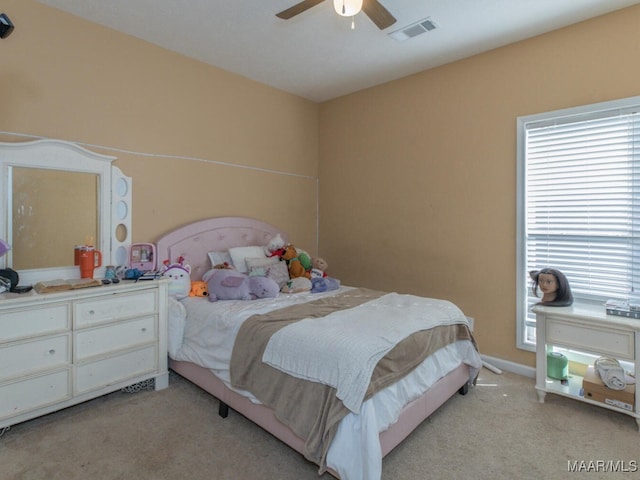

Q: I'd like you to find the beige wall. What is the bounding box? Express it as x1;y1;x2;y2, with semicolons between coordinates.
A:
318;5;640;367
4;1;639;367
1;1;320;254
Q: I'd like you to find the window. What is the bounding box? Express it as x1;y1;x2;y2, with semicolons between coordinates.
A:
516;96;640;350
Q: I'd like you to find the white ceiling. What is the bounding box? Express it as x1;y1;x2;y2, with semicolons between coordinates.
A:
38;0;639;102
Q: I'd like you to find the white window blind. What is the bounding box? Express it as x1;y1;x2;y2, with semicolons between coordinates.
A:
517;97;640;349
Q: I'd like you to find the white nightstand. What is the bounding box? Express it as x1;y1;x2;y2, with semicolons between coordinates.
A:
533;303;640;431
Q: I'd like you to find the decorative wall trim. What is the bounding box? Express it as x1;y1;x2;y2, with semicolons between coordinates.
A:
0;131;317;180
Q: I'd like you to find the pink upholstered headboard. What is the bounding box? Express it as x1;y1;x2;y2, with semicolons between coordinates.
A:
155;217;288;281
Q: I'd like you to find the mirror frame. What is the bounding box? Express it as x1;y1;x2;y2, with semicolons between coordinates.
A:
0;139;130;285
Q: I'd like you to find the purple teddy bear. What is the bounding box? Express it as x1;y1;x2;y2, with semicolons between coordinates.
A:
203;269;279;302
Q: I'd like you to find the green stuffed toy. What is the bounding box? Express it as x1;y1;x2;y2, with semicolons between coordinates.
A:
298;250;312;271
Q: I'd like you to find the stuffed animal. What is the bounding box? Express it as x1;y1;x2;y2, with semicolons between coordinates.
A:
189;280;209;297
298;250;312;272
310;257;328;278
161;257;191;299
203;269;252;302
213;262;235;270
265;233;286;258
282;244;311;279
248;276;280;299
281;276;312;293
311;276;340;293
203;269;279;301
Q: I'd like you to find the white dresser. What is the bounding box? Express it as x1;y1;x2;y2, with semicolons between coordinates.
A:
0;279;169;430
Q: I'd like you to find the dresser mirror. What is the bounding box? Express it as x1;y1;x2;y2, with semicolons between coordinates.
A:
0;139;132;285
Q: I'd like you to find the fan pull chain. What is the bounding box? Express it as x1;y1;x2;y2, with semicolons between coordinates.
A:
351;16;355;30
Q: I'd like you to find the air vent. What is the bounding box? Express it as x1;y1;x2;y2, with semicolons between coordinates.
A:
389;17;438;42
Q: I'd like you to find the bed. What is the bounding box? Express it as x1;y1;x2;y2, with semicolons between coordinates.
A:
157;216;482;480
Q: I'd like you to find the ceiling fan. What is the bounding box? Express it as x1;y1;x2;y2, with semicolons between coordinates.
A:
276;0;396;30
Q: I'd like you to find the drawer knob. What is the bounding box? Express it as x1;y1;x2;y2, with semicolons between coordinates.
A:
89;310;95;315
49;349;56;355
141;327;147;332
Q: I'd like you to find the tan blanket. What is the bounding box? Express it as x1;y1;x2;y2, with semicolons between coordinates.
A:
229;288;473;472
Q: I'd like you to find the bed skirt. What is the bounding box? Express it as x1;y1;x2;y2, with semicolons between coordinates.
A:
168;358;470;478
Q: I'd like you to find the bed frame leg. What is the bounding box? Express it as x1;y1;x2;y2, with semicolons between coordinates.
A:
218;401;229;418
458;382;469;395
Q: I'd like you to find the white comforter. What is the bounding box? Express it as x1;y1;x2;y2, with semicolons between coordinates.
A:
263;293;468;412
168;287;481;480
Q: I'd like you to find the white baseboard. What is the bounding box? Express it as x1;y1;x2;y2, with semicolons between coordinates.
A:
480;354;535;378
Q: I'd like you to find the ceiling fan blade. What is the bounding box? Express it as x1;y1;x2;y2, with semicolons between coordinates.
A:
276;0;326;20
362;0;396;30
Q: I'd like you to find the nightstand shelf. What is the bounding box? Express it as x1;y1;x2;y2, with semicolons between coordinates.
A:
533;303;640;431
542;374;583;398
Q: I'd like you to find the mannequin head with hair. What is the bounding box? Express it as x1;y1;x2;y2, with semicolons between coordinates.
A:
530;268;573;306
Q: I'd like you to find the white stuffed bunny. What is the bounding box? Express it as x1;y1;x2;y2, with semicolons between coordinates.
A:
161;256;191;299
265;233;286;256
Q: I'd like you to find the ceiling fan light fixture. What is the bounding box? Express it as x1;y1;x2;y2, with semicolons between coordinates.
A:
333;0;363;17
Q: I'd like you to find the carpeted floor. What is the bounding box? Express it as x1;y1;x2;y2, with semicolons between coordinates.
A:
2;368;638;480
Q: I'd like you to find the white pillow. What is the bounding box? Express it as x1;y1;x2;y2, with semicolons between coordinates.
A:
228;246;267;273
265;262;290;288
245;256;279;270
248;257;282;277
208;250;232;268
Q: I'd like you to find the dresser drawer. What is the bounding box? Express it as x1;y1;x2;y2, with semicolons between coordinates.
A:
74;315;157;361
74;345;157;394
0;369;71;420
74;290;157;328
0;334;71;381
0;303;70;342
546;318;635;359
